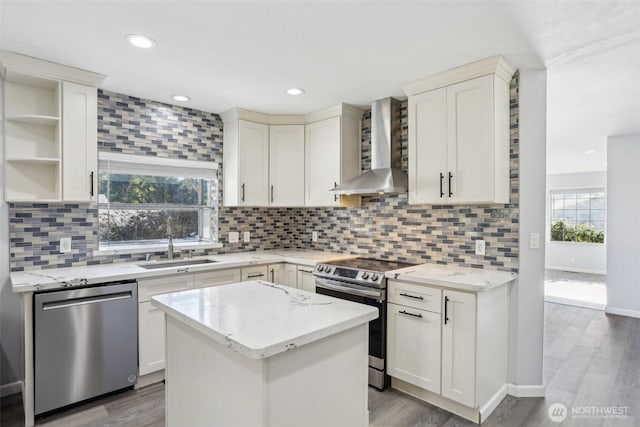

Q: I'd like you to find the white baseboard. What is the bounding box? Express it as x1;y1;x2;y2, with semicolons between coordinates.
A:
0;380;23;397
605;306;640;319
507;383;545;397
480;385;507;422
545;266;606;275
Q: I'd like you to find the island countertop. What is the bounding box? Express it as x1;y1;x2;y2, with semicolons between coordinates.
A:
151;280;378;359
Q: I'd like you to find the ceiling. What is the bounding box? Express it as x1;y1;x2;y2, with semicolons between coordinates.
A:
1;1;638;174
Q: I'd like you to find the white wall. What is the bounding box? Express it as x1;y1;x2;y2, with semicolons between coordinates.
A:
508;69;546;394
545;171;606;274
606;134;640;318
0;76;23;392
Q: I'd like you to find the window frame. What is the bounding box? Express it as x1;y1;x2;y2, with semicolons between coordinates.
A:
96;152;219;253
548;187;606;244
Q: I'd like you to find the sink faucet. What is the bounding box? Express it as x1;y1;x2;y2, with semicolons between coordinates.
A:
167;216;174;260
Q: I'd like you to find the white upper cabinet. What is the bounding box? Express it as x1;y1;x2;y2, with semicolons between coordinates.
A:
62;82;98;202
1;51;105;202
404;56;515;205
269;125;305;206
222;104;362;208
305;107;361;207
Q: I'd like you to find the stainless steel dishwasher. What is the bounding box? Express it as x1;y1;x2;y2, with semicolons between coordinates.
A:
34;281;138;415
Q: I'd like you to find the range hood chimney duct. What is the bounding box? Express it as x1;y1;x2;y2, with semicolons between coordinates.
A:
330;97;407;195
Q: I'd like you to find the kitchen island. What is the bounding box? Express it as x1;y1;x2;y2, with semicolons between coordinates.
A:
151;280;378;427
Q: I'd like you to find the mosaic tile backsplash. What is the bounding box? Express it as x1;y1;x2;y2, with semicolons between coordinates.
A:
9;74;519;272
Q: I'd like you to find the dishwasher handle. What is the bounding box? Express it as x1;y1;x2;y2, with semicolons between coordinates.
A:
42;291;133;311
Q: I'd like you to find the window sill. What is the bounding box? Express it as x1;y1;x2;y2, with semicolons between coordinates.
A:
94;241;223;257
547;240;605;246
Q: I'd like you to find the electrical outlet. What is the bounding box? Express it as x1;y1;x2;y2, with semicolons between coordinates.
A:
312;231;318;242
475;239;486;256
60;237;72;253
529;232;540;250
229;232;239;243
244;231;250;243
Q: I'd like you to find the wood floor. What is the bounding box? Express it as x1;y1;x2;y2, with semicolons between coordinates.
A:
2;302;639;426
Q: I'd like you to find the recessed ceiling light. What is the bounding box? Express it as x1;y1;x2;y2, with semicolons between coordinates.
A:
126;34;156;49
286;88;305;96
172;95;190;102
586;150;597;154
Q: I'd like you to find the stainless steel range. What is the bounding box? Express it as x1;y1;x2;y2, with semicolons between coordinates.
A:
313;257;416;390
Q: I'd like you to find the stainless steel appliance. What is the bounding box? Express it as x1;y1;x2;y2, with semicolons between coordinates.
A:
313;258;416;390
34;281;138;415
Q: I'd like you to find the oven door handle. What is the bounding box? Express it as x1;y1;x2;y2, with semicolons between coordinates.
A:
314;278;383;299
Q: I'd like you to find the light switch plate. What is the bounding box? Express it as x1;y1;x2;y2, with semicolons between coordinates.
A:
312;231;318;242
529;232;540;249
228;232;239;243
243;231;250;243
475;239;486;256
60;237;72;253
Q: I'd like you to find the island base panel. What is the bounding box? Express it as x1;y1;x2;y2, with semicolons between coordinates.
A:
165;317;369;427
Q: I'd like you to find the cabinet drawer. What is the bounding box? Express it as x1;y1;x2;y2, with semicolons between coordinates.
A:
137;274;194;302
241;265;269;281
194;269;241;289
388;280;441;313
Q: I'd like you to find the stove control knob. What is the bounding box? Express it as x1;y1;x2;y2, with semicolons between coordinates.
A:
318;265;325;272
362;272;370;280
371;274;379;282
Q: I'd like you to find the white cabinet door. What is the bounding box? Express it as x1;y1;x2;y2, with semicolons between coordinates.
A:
61;81;97;202
408;87;447;204
297;267;316;293
387;303;441;394
446;75;494;203
194;269;241;289
269;125;305;206
138;301;167;375
265;263;284;284
305;117;341;207
241;265;269;281
281;264;298;288
238;120;269;206
441;289;476;407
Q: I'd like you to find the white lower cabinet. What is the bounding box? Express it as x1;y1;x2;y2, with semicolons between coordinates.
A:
387;303;441;393
281;263;298;288
387;279;508;423
441;289;477;407
297;266;316;293
194;268;241;289
137;274;194;376
266;263;283;284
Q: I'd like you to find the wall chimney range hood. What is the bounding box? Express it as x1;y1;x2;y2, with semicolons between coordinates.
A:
330;97;407;195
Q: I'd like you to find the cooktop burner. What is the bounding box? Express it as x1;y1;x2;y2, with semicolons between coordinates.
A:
324;257;416;273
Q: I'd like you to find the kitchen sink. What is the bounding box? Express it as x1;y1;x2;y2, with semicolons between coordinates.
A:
139;259;218;270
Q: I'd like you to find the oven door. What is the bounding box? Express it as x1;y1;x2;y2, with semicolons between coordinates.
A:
314;277;386;371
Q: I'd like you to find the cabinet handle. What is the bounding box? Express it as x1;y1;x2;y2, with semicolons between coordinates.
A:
247;273;264;279
90;171;94;197
399;310;423;319
270;268;275;282
177;268;189;273
439;173;444;198
448;172;453;197
399;292;424;300
271;185;274;203
299;269;313;274
334;182;338;202
444;296;450;325
241;183;246;202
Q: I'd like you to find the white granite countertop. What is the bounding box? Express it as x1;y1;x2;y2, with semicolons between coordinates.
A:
10;249;355;293
151;280;378;359
386;263;516;292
